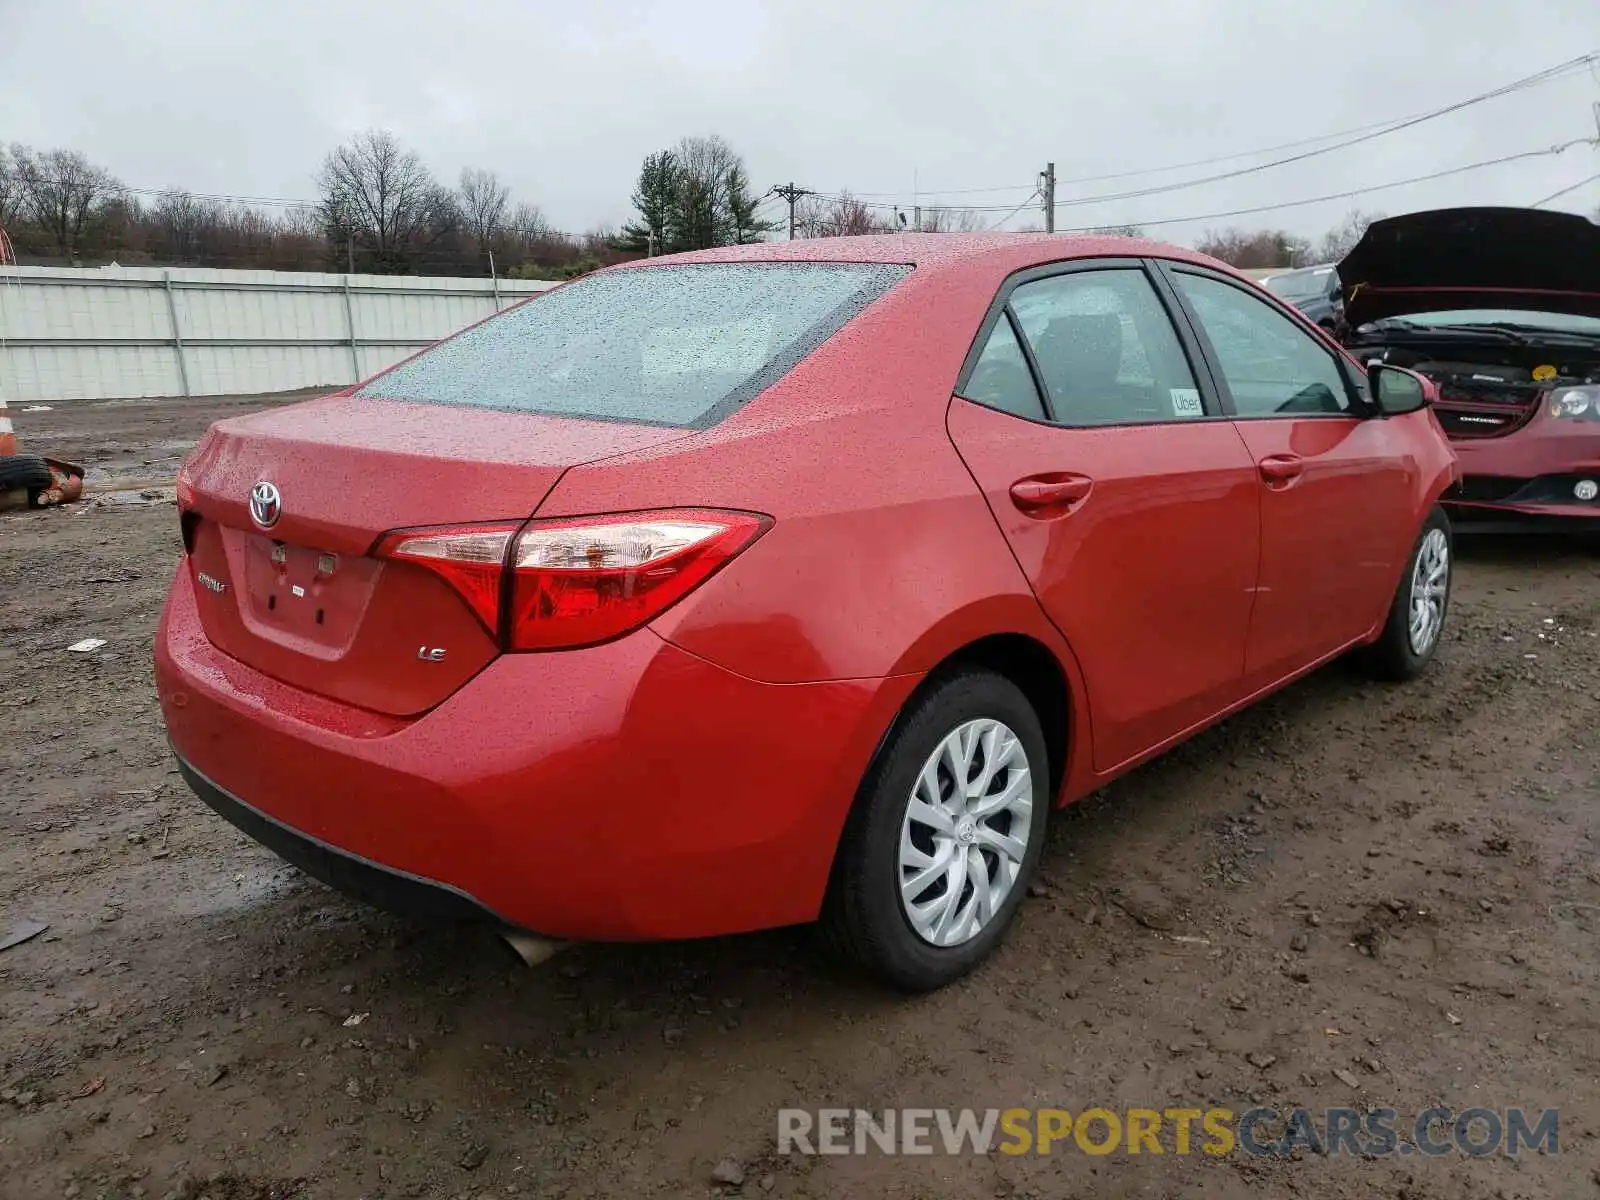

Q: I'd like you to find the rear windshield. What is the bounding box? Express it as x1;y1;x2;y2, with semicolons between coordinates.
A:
356;262;911;428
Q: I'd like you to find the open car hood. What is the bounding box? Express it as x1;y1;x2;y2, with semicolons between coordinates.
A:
1338;207;1600;327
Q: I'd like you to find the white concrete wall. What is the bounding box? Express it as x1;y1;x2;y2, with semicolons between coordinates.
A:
0;265;559;403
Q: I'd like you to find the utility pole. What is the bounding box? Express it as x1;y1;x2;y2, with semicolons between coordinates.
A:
647;229;657;258
1041;162;1056;234
772;182;814;240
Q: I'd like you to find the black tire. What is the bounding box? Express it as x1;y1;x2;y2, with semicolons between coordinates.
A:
1361;506;1452;681
818;668;1050;992
0;454;52;493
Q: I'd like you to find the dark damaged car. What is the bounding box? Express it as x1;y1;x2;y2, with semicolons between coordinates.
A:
1261;263;1343;329
1338;207;1600;533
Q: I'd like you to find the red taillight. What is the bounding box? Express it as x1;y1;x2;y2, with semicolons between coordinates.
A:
507;509;769;650
374;522;521;634
373;510;769;651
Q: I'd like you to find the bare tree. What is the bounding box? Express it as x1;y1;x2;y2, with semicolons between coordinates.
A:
0;145;21;227
151;190;223;263
673;135;742;250
316;130;459;273
1316;209;1385;263
508;201;550;239
458;167;510;252
916;207;986;233
10;145;123;261
795;191;894;238
1195;227;1312;269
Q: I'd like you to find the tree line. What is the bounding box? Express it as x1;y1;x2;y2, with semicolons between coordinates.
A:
0;134;624;278
5;131;1576;278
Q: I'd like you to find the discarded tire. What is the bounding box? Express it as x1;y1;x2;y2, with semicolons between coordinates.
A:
0;454;53;493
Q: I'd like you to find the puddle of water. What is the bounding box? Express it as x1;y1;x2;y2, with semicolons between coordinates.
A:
168;862;305;918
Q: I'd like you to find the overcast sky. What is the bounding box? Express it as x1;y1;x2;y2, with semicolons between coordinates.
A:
4;0;1598;247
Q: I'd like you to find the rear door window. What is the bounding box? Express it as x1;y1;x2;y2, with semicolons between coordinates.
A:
357;262;911;428
1007;269;1206;426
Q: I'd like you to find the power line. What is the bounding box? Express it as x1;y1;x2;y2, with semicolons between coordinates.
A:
1051;60;1593;188
846;106;1554;202
1530;171;1600;208
813;52;1600;216
1054;139;1596;232
1043;55;1597;211
853;182;1037;199
844;101;1552;202
831;51;1597;210
12;48;1596;258
983;190;1042;232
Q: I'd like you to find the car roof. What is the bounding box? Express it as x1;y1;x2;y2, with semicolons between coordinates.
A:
625;232;1233;276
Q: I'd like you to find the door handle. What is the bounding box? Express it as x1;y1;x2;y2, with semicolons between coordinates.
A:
1257;455;1304;484
1009;474;1093;516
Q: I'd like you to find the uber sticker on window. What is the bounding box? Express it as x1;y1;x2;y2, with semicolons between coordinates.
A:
1170;388;1204;418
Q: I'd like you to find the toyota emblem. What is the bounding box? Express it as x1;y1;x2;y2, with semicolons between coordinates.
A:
249;481;282;529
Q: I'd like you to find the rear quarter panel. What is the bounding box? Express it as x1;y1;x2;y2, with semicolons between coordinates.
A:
535;262;1076;686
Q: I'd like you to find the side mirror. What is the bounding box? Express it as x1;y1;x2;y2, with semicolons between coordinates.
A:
1367;362;1435;416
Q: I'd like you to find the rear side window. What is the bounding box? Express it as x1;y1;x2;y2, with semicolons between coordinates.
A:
961;315;1047;421
356;263;911;428
1009;269;1204;426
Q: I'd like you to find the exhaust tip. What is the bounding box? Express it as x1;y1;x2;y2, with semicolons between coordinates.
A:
502;931;569;968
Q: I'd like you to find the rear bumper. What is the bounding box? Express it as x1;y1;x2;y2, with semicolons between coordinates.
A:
177;756;515;927
156;565;919;940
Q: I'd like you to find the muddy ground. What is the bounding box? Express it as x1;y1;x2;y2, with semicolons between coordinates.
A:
4;394;1600;1200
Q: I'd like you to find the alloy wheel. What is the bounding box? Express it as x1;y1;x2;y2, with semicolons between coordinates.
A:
898;718;1034;947
1408;527;1449;655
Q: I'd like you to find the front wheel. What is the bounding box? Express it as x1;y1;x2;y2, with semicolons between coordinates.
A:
817;669;1049;992
1361;506;1452;681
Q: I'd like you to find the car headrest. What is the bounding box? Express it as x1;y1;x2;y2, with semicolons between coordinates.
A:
1035;313;1123;392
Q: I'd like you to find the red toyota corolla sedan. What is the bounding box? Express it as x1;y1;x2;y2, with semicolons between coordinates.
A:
156;235;1457;991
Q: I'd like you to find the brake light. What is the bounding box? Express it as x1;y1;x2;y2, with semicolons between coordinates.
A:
374;522;521;633
508;509;768;650
373;510;769;650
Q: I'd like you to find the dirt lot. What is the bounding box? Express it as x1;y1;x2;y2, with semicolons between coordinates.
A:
4;395;1600;1200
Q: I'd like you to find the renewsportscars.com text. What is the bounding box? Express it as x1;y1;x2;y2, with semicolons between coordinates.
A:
777;1106;1558;1158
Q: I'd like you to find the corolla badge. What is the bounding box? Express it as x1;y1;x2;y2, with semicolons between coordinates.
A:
249;481;282;529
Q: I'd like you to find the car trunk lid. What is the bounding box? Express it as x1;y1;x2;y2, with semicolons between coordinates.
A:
180;394;694;715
